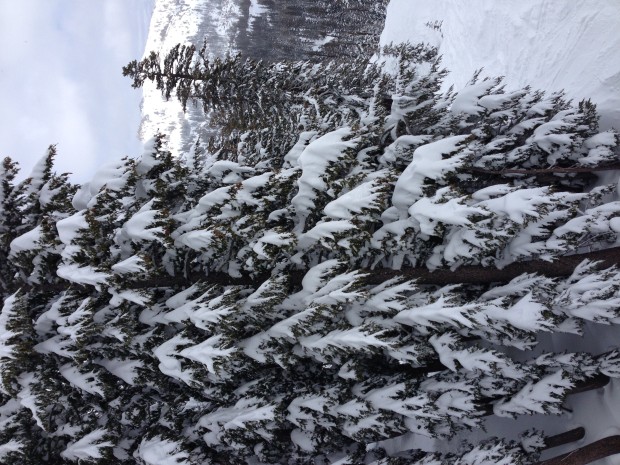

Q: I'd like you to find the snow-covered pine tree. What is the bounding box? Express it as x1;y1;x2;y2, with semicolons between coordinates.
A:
123;41;383;170
0;42;619;464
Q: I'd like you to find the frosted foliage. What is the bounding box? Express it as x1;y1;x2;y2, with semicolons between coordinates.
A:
598;350;620;378
174;229;220;252
553;264;620;322
3;8;620;462
551;201;620;246
122;199;164;242
299;220;357;248
363;379;478;427
0;293;18;362
451;79;502;115
109;289;151;307
282;131;318;168
56;211;88;246
0;439;23;459
199;397;276;446
485;292;554;333
57;264;110;286
292;128;359;228
476;186;569;224
111;255;148;274
323;175;386;220
395;296;477;334
366;278;417;313
287;393;337;428
392;135;470;216
9;226;42;257
379;135;433;166
494;370;573;417
61;429;113;461
17;373;44;429
300;260;345;295
96;358;141;385
179;334;237;375
581;130;618;165
136;436;191;465
299;326;389;354
89;161;130;194
252;229;297;260
206;160;254;184
59;363;105;397
429;332;520;378
153;335;195;386
409;188;487;236
163;287;235;330
35;297;93;358
454;441;524;465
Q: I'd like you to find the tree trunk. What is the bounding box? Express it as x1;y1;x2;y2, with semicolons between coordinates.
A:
543;427;586;451
363;246;620;286
13;246;620;295
467;164;620;176
537;435;620;465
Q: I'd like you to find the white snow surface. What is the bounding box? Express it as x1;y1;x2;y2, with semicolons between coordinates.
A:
381;0;620;129
292;128;359;229
9;226;42;257
136;436;191;465
392;135;470;217
56;211;88;246
57;264;110;287
0;293;18;363
61;429;113;462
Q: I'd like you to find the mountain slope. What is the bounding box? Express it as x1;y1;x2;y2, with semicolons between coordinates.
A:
381;0;620;129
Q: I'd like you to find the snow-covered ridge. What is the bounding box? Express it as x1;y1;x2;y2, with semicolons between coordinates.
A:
381;0;620;129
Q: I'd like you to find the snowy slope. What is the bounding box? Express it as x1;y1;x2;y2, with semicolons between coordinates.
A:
139;0;218;157
380;2;620;463
381;0;620;129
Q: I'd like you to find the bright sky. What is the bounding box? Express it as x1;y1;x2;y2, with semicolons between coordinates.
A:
0;0;154;183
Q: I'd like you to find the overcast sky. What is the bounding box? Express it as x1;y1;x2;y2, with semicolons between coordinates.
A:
0;0;154;183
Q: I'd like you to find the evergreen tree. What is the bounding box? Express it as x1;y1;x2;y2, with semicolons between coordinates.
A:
0;42;619;464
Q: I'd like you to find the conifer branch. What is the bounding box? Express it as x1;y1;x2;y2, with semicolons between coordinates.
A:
478;375;610;417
